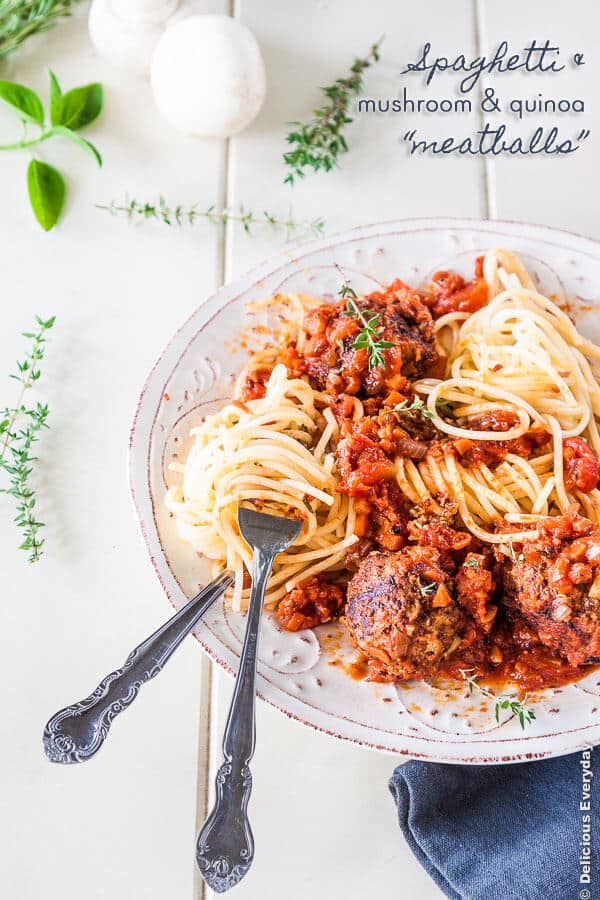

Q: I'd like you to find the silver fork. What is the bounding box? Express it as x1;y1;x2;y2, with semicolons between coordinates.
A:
196;508;301;893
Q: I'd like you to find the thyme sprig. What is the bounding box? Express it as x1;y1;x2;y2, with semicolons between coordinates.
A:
394;397;434;421
343;297;395;370
0;315;55;562
283;36;383;184
461;670;536;730
0;0;82;59
420;582;436;598
97;196;326;240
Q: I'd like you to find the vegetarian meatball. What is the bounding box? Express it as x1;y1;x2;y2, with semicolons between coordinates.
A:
344;547;466;681
503;513;600;666
296;280;440;397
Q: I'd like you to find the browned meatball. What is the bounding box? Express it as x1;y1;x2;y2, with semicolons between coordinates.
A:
344;547;465;681
504;529;600;667
297;281;439;396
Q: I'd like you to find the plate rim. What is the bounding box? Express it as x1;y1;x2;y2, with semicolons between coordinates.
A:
129;216;600;764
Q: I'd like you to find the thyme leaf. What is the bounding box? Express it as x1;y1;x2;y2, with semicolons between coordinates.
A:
435;398;455;416
394;397;434;421
338;281;358;300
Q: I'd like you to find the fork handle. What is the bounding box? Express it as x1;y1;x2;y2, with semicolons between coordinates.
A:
43;572;232;764
196;548;273;892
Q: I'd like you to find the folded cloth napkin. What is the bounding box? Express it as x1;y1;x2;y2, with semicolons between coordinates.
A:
389;747;598;900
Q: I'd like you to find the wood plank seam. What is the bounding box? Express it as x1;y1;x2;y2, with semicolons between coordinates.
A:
193;655;214;900
474;0;496;219
198;5;235;897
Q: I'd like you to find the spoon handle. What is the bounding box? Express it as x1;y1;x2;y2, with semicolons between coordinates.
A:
196;548;273;892
43;572;232;764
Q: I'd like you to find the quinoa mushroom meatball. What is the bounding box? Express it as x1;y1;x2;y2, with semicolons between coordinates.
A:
295;280;440;397
503;519;600;666
344;547;466;681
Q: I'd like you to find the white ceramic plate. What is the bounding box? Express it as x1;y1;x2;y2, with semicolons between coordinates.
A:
130;217;600;764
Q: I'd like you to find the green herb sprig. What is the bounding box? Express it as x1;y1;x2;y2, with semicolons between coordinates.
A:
0;70;102;230
420;582;436;598
97;196;326;240
463;557;480;569
0;315;55;562
283;36;383;185
0;0;83;59
461;670;536;730
343;296;395;370
394;397;434;421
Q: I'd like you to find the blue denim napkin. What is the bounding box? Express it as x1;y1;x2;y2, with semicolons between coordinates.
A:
389;748;598;900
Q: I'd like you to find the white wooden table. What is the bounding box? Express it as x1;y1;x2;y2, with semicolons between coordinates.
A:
1;2;598;898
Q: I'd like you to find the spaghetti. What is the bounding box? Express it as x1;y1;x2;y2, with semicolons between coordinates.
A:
412;249;600;544
167;363;357;610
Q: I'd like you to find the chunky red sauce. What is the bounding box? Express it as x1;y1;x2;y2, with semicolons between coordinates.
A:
426;261;489;317
439;625;589;692
453;427;550;468
563;436;600;492
275;576;344;631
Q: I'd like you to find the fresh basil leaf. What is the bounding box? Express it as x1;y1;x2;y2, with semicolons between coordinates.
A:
58;83;103;130
48;71;63;126
27;160;65;231
0;81;44;126
49;125;102;166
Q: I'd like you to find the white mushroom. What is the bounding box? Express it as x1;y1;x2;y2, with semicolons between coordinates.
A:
88;0;178;75
150;14;266;137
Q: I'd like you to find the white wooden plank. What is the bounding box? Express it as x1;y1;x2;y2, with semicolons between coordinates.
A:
477;0;599;235
207;673;445;900
204;2;482;897
0;6;227;899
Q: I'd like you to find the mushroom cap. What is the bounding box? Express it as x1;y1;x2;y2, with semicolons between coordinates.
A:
150;14;266;137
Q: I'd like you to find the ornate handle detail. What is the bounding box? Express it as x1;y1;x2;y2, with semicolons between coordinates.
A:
43;572;232;764
196;761;254;893
43;650;145;763
196;549;274;892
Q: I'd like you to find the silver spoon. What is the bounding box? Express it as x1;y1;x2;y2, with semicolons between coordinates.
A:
43;571;232;764
196;508;301;893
